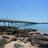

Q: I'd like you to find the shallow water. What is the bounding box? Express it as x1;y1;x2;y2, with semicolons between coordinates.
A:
0;23;48;33
20;24;48;33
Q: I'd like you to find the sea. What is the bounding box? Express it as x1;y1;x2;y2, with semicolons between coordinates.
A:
0;23;48;34
19;24;48;34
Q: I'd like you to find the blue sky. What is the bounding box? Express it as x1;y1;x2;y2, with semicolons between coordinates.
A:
0;0;48;22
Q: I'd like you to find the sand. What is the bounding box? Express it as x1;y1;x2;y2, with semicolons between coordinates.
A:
5;40;37;48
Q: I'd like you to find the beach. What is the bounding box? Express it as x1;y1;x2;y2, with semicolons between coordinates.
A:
0;29;48;48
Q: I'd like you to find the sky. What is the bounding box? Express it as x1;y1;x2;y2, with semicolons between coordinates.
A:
0;0;48;22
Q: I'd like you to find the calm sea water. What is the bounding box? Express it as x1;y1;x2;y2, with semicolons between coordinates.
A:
20;24;48;33
0;23;48;33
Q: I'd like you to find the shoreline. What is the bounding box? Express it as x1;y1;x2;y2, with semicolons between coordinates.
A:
0;28;48;48
37;30;48;35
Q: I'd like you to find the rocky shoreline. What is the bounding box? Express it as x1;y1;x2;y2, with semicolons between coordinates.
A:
0;28;48;48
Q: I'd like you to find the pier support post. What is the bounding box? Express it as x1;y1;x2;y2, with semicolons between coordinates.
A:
11;22;14;27
4;22;6;26
8;22;10;26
